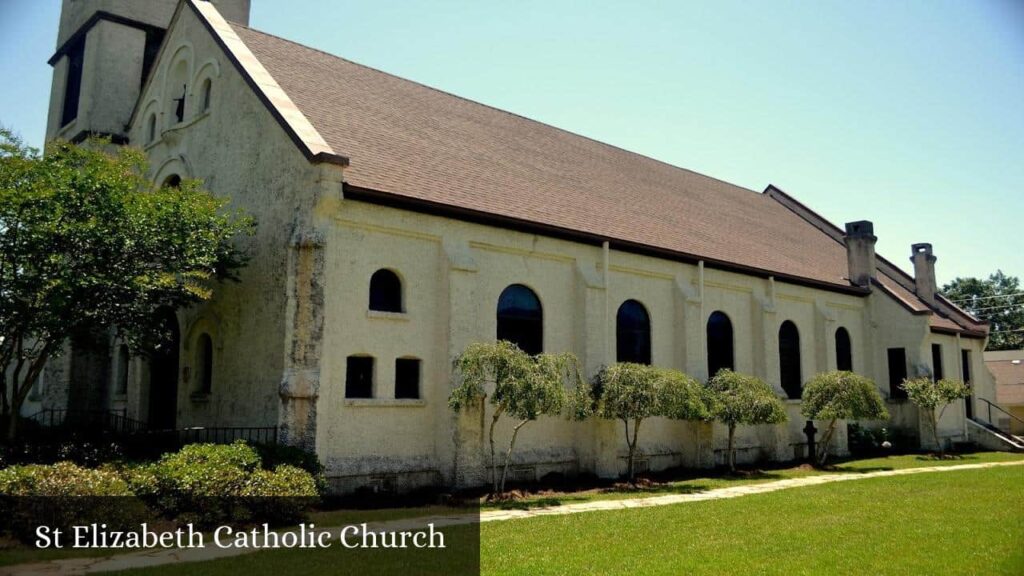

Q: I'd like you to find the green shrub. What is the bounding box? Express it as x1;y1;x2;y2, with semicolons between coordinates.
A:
149;441;257;524
118;463;161;499
240;465;320;524
0;462;146;542
801;371;888;465
253;443;324;476
847;423;891;456
0;442;322;537
146;442;319;526
0;461;133;497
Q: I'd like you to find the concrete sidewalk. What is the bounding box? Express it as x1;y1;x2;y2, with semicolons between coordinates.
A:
4;459;1022;575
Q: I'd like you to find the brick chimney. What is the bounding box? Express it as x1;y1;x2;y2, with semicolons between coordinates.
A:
844;221;877;288
910;243;937;305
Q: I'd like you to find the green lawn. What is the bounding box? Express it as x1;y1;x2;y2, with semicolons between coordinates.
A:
93;461;1023;575
481;465;1024;575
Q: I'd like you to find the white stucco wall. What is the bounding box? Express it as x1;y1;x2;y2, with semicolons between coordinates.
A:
120;5;328;430
312;199;948;488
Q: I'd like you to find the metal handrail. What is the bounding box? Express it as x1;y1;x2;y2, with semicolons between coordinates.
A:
978;398;1024;431
27;408;149;433
24;409;279;445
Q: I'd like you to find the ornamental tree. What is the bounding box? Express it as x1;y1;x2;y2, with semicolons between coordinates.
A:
0;129;254;440
581;363;707;482
900;376;971;455
705;370;787;472
449;341;581;494
801;371;888;465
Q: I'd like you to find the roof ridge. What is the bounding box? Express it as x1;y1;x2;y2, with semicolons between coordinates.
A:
229;21;768;200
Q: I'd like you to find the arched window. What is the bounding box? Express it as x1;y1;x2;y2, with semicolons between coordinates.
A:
147;114;157;143
779;320;802;399
369;269;402;312
835;327;852;372
200;78;212;112
616;299;651;364
116;344;130;395
706;311;734;378
163;174;182;188
496;284;543;355
195;333;213;394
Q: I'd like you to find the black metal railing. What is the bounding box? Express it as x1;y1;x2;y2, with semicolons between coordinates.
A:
979;398;1024;434
27;409;148;435
154;426;279;445
25;409;278;447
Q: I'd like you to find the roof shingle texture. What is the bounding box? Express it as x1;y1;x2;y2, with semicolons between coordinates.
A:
233;25;854;287
225;22;985;337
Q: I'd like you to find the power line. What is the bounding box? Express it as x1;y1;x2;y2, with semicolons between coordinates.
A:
965;303;1024;313
950;292;1024;304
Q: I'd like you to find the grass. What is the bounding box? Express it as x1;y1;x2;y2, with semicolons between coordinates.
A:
96;462;1024;575
481;465;1024;575
482;450;1024;510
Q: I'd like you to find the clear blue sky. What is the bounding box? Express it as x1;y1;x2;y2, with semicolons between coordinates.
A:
2;1;1021;285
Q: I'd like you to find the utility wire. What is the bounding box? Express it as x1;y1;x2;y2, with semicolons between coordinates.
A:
964;303;1024;313
950;292;1024;304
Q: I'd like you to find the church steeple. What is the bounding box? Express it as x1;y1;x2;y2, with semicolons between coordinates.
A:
45;0;251;144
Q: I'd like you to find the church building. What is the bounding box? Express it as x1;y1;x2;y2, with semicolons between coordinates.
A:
32;0;999;492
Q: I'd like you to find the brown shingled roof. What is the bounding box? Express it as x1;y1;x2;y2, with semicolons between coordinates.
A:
230;23;858;288
194;4;985;336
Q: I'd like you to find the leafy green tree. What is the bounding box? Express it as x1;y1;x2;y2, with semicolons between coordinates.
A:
942;271;1023;350
581;363;707;482
449;341;581;494
0;129;253;440
801;371;888;465
705;370;787;472
900;377;970;455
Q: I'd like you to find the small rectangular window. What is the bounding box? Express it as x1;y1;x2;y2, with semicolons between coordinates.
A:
345;356;374;399
61;38;85;127
395;358;421;399
141;29;165;89
931;344;943;381
961;349;971;382
887;348;907;399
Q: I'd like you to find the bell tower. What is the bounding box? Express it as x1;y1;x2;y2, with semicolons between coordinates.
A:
45;0;251;144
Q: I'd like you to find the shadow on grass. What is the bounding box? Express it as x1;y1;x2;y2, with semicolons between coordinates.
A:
491;495;594;510
829;466;895;473
488;470;795;509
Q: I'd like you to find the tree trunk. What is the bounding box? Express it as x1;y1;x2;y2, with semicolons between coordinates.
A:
5;413;16;444
0;372;9;419
623;418;642;484
6;344;53;442
487;407;503;494
498;419;529;494
818;419;837;466
623;419;633;482
727;424;736;472
930;411;942;456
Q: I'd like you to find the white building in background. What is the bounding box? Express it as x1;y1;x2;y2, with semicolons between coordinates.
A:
33;0;1006;492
